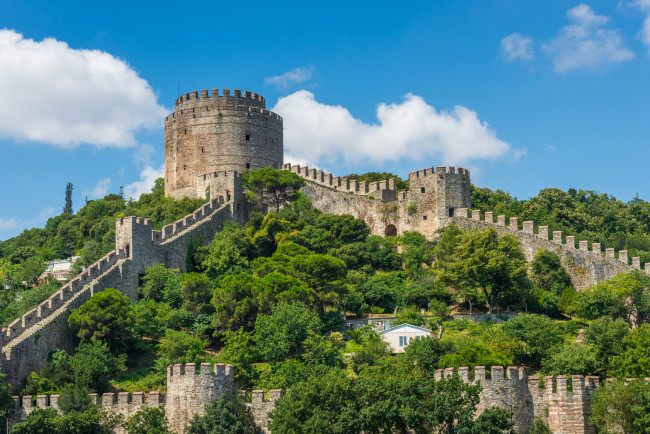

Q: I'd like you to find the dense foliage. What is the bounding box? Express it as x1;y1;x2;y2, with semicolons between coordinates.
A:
6;171;650;431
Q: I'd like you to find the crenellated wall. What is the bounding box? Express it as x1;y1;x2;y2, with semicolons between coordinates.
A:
449;209;639;290
283;162;471;239
9;365;610;433
436;366;599;434
1;195;235;386
11;363;280;433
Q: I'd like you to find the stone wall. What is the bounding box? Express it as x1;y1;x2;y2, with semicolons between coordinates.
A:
448;209;641;291
1;196;235;386
10;364;608;434
436;366;599;434
165;89;283;199
283;162;471;239
11;363;279;434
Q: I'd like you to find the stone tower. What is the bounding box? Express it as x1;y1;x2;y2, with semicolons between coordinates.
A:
164;89;283;199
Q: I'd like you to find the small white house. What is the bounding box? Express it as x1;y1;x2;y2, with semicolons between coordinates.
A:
379;323;432;353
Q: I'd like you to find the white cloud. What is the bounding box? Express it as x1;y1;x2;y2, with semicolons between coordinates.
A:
273;91;516;167
38;207;56;222
631;0;650;53
501;33;534;61
265;66;314;89
124;165;163;200
543;5;634;72
0;29;168;148
86;177;112;199
133;143;155;166
0;217;18;230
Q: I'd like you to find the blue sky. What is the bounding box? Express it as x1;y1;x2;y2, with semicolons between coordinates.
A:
1;0;650;240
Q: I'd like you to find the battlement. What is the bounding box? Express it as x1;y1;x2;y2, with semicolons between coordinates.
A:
283;162;399;196
2;248;125;342
167;362;234;379
408;165;470;179
454;208;644;271
156;196;226;243
175;88;265;107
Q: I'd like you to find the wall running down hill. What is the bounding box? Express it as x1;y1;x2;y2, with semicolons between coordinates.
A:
284;163;643;290
0;171;244;386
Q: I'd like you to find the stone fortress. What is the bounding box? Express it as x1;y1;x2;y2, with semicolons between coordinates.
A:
2;88;647;433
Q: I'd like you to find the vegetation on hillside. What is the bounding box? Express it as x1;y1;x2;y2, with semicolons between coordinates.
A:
3;171;650;431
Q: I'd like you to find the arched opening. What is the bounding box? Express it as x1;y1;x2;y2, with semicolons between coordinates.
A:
384;224;397;237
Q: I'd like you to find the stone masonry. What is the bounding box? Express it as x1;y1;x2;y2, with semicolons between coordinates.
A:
1;172;243;386
284;162;644;291
12;363;281;433
11;364;608;434
165;89;283;199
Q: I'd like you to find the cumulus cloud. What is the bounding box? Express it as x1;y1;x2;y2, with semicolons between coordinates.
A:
86;178;112;199
265;66;314;89
631;0;650;53
501;33;534;61
273;91;515;166
124;165;163;200
0;29;167;148
38;207;56;222
0;217;18;230
542;5;634;72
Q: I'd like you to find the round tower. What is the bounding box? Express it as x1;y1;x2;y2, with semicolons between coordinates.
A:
166;362;235;433
164;88;283;199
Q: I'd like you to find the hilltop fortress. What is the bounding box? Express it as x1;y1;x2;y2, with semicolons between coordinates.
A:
2;88;647;433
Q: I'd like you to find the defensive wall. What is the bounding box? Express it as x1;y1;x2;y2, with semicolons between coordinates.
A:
165;88;283;199
11;363;281;434
282;162;471;239
284;163;641;291
0;172;243;386
448;209;641;291
10;364;622;434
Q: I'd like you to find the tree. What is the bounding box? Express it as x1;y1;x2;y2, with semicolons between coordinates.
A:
393;306;426;327
158;329;205;363
123;406;171;434
590;379;650;433
68;340;126;393
139;264;182;307
541;342;599;377
186;396;256;434
502;314;563;368
247;167;306;213
68;288;134;350
180;272;214;317
530;249;573;294
64;182;73;214
609;324;650;378
584;316;630;374
402;336;445;372
11;408;60;434
440;228;531;313
254;303;322;362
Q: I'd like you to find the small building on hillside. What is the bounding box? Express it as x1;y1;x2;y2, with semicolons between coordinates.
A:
39;256;80;282
379;324;432;353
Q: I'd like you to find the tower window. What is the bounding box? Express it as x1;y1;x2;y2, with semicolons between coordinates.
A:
245;134;250;141
449;208;455;217
183;165;186;170
184;129;187;135
201;147;204;154
245;163;251;170
420;187;425;193
423;215;428;220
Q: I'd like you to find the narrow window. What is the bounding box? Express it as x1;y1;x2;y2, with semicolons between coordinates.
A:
246;162;251;169
420;187;425;193
183;165;186;170
245;134;250;141
184;128;187;135
201;147;204;154
449;208;455;217
423;215;427;221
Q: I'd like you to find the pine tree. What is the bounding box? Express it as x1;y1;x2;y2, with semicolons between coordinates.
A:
63;182;73;214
